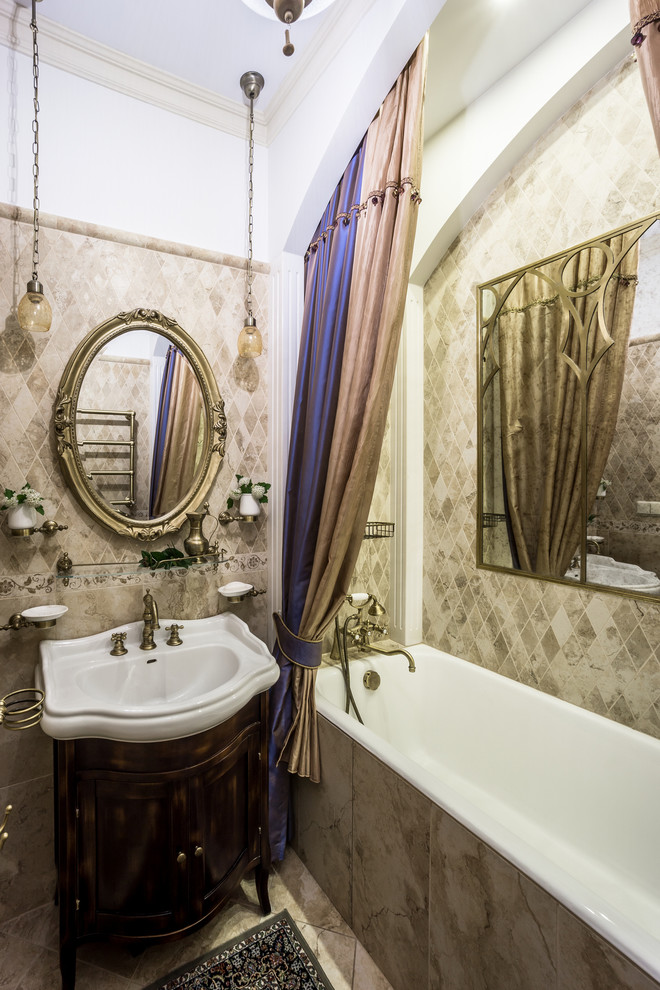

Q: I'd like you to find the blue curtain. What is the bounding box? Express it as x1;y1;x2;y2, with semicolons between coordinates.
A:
268;142;365;860
148;344;177;516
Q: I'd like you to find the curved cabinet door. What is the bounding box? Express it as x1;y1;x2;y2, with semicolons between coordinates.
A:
77;776;189;938
190;728;260;920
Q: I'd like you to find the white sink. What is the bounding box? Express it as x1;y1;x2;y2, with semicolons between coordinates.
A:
36;612;279;742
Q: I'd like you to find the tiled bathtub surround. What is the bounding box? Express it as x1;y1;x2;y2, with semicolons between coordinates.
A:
0;206;269;929
294;716;660;990
423;57;660;738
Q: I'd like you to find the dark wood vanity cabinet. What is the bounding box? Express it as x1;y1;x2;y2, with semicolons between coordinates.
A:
55;694;271;990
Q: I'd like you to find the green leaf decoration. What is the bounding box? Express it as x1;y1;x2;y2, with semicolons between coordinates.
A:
139;546;193;570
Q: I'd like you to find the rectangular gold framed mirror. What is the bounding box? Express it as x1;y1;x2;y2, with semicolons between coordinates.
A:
477;210;660;602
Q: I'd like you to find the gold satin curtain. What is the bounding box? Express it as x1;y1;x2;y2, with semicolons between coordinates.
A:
497;236;638;577
278;39;428;779
150;349;204;517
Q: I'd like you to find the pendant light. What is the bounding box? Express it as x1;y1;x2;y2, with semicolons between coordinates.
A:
242;1;340;56
270;0;306;56
17;0;52;334
238;71;264;359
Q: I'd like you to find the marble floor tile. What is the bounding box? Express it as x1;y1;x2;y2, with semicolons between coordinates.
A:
0;902;59;951
14;943;139;990
0;930;35;989
0;848;392;990
352;940;396;990
297;923;356;990
271;848;354;937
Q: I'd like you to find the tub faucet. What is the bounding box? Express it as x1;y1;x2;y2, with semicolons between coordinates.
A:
140;589;159;651
364;641;416;673
348;595;416;673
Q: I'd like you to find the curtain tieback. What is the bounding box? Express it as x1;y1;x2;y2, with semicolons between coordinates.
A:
273;612;323;669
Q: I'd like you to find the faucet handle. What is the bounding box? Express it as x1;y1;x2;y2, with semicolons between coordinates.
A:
165;623;184;647
110;632;128;656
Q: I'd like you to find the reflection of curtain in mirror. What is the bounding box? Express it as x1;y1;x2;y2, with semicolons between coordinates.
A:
498;236;638;577
630;0;660;156
149;346;203;517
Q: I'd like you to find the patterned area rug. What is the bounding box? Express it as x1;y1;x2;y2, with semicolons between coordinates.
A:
142;910;334;989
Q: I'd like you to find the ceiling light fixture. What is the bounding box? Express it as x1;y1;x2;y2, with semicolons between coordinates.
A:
238;71;264;359
268;0;309;56
241;0;339;55
17;0;52;334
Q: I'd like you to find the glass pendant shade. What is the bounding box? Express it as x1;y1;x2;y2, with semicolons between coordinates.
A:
18;279;52;333
238;316;263;358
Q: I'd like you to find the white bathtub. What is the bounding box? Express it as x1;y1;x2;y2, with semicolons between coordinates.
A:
315;645;660;982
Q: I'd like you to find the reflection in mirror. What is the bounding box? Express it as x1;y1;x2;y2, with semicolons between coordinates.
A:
77;331;205;520
478;212;660;601
56;309;226;542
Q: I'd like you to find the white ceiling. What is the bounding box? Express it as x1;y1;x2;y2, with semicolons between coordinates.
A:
424;0;596;138
35;0;602;140
34;0;348;113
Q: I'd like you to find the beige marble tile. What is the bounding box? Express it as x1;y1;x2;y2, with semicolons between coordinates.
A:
0;776;56;925
15;944;139;990
297;922;355;990
129;899;265;986
293;715;353;925
352;940;395;990
271;848;353;937
352;746;430;990
0;902;59;951
429;806;557;990
0;930;35;988
0;714;52;791
557;906;660;990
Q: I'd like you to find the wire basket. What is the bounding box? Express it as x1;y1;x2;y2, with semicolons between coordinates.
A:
482;512;506;528
363;522;395;540
0;688;45;731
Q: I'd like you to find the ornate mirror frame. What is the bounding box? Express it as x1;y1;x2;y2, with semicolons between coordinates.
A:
55;308;227;541
476;211;660;603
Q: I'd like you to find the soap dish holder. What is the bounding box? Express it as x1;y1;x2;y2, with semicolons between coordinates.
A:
218;583;265;604
21;605;68;629
2;605;69;632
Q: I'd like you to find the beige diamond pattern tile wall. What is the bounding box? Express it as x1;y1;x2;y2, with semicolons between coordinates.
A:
0;205;269;606
423;57;660;739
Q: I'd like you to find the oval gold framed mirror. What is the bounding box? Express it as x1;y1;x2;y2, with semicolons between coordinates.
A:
55;308;226;541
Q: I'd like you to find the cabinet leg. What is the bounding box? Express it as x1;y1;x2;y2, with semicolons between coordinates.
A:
255;864;271;915
60;939;76;990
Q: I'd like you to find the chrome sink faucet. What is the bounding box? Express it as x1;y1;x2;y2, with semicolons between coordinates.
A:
140;589;160;651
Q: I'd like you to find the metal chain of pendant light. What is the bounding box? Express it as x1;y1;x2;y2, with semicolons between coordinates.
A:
238;71;265;358
17;0;52;333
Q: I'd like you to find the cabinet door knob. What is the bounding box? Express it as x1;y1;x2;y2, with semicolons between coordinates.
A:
176;851;186;864
194;845;203;858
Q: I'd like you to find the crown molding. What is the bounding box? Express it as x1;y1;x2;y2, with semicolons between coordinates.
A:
0;0;375;149
0;0;267;143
